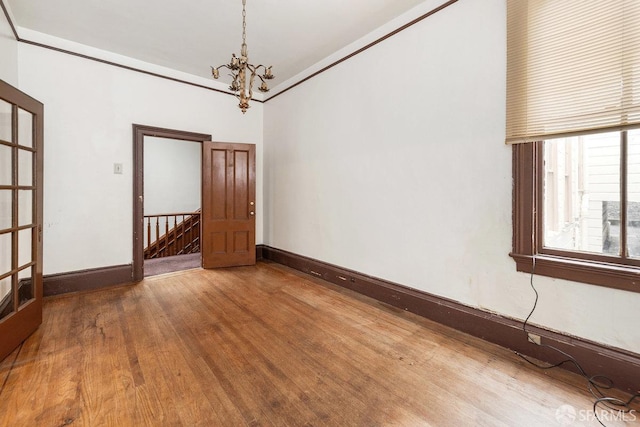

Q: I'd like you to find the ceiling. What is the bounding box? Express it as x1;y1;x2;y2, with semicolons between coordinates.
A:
5;0;431;91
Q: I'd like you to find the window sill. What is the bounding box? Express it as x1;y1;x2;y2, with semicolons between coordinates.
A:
510;253;640;293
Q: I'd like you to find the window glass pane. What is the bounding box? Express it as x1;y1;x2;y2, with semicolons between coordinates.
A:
18;228;32;268
18;267;33;306
0;275;14;321
0;144;11;185
18;149;32;186
18;190;32;227
627;129;640;258
0;99;11;143
543;132;620;254
18;108;33;148
0;190;11;230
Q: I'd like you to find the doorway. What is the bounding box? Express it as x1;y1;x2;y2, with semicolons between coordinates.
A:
132;125;211;281
143;136;201;276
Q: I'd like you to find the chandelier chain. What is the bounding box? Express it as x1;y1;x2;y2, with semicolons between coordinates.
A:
242;0;247;46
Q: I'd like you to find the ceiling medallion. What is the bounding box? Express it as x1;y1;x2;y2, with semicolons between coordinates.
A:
211;0;275;113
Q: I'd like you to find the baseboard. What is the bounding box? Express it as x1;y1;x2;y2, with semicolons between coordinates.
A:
46;244;266;296
256;244;265;261
261;245;640;394
44;264;134;297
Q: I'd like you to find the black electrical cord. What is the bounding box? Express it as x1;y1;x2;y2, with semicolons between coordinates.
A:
515;256;639;427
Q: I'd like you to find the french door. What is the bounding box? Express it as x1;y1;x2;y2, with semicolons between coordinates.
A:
0;80;44;362
202;142;256;268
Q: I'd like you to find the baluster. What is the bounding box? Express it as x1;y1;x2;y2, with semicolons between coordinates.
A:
195;213;200;252
176;215;181;254
187;214;192;253
172;215;177;256
178;215;183;254
155;217;160;258
175;215;179;255
181;215;186;254
146;217;151;252
165;215;170;257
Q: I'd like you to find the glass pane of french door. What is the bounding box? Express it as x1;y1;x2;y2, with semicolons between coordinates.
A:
18;108;33;148
0;190;10;230
0;276;12;320
0;99;11;142
0;145;10;185
18;267;34;306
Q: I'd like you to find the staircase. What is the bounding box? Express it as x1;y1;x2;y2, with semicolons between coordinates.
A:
144;211;201;259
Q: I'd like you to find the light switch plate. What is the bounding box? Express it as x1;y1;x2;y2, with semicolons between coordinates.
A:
114;163;123;174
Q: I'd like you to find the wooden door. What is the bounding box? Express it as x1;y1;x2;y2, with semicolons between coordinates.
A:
0;80;44;362
202;142;256;268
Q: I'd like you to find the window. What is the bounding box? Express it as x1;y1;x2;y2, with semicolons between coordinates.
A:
512;131;640;292
507;1;640;292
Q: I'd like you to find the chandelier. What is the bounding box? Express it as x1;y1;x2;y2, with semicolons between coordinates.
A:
211;0;274;113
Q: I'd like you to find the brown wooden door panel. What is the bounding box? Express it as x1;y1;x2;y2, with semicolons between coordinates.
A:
202;142;256;268
0;80;44;362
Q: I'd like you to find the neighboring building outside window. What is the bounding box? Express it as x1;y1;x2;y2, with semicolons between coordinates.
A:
543;130;640;258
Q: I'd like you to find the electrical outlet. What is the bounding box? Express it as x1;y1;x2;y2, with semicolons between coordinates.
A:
528;333;541;345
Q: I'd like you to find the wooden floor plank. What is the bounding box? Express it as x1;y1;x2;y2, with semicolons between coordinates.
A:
0;262;638;426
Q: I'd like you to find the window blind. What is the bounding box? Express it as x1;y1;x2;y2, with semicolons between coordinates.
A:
506;0;640;144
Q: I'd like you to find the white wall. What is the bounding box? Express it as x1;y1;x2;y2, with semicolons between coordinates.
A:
263;0;640;354
0;4;18;85
17;41;263;275
144;136;201;215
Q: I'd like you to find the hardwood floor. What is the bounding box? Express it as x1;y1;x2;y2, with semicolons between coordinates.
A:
1;262;638;426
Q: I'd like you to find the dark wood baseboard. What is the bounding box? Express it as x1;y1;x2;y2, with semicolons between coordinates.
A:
261;245;640;394
256;244;265;261
43;264;134;297
46;246;265;296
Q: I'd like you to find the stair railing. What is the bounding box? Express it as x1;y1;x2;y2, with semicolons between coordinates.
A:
144;210;201;259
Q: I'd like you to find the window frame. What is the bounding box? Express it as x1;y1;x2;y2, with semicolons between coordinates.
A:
511;135;640;294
